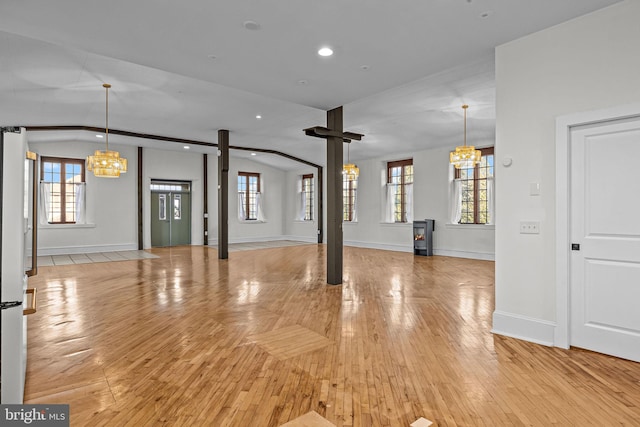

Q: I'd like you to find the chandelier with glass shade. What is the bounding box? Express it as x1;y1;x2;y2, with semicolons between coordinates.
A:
86;83;128;178
449;104;481;169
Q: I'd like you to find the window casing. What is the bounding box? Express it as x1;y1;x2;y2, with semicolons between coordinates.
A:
302;174;314;221
455;147;494;224
343;174;357;222
40;157;85;224
387;159;413;223
238;172;260;220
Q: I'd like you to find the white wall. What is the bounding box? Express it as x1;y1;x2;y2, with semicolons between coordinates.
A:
285;144;495;258
493;0;640;345
30;138;292;252
31;140;138;254
284;167;320;243
208;156;288;244
30;136;498;257
143;147;207;248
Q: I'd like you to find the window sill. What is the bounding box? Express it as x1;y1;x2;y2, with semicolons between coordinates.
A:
238;220;267;224
39;223;96;229
293;220;316;224
445;223;495;230
379;222;412;226
343;221;358;225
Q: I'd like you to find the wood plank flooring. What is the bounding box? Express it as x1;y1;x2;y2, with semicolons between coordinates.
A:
24;245;640;426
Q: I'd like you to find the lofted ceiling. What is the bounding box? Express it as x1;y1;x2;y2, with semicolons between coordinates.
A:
0;0;621;169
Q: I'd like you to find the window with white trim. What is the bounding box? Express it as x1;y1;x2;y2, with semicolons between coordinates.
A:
453;147;494;224
238;172;261;221
40;157;85;224
386;159;413;223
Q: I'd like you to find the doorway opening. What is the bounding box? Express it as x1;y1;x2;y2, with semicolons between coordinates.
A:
150;180;191;247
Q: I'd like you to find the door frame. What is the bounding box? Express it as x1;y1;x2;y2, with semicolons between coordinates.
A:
555;102;640;349
150;179;192;247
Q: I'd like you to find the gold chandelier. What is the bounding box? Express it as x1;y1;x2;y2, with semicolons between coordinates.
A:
86;83;127;178
450;104;481;169
343;142;359;180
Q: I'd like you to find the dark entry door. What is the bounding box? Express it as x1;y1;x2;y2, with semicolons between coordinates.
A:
150;181;191;247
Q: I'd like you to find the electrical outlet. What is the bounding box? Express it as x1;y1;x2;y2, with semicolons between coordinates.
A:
520;221;540;234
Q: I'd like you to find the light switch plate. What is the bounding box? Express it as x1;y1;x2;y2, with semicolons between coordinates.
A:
529;182;540;196
520;221;540;234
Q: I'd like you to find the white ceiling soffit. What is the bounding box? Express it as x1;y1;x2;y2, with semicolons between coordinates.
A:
0;0;621;169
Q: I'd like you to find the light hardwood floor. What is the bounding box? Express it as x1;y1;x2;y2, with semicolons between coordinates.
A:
24;245;640;426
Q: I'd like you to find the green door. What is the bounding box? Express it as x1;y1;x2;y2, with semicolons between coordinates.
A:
170;191;191;246
151;192;171;247
151;182;191;247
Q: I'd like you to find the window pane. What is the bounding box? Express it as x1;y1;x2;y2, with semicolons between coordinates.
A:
159;194;166;220
303;175;314;221
174;194;182;220
343;174;356;221
404;165;413;183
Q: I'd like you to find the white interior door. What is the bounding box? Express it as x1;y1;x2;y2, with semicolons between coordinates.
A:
570;118;640;362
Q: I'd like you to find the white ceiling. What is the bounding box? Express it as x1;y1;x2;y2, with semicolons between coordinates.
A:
0;0;620;169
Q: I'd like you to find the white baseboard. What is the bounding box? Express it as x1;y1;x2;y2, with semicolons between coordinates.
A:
344;240;495;261
491;310;555;347
38;243;138;256
282;235;319;243
434;249;495;261
208;235;318;246
344;239;413;253
205;236;494;261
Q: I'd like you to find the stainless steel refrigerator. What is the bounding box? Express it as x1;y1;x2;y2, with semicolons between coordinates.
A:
1;127;38;404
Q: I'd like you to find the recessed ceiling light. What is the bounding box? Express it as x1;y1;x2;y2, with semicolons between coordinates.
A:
256;115;262;119
479;10;493;19
251;153;257;156
297;79;309;85
318;47;333;57
360;65;370;71
243;20;261;30
184;146;190;150
207;54;217;60
96;134;103;138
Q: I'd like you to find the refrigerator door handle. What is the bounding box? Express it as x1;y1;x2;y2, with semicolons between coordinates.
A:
0;301;23;310
23;288;37;315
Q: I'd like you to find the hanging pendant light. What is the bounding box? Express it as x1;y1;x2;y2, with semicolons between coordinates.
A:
449;104;481;169
86;83;128;178
342;142;359;180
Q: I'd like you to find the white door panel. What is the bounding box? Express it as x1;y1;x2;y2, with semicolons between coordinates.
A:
570;118;640;362
584;260;640;331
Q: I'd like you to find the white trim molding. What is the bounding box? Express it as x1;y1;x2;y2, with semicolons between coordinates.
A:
555;102;640;349
208;235;317;246
344;239;413;253
492;311;556;347
344;240;495;260
434;249;495;261
555;112;572;349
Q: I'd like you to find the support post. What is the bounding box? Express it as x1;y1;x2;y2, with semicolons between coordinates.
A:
317;166;323;244
137;147;143;250
218;130;229;259
303;107;363;285
326;107;343;285
203;153;208;246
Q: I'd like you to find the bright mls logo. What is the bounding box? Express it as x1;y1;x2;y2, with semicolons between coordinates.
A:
1;404;69;426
